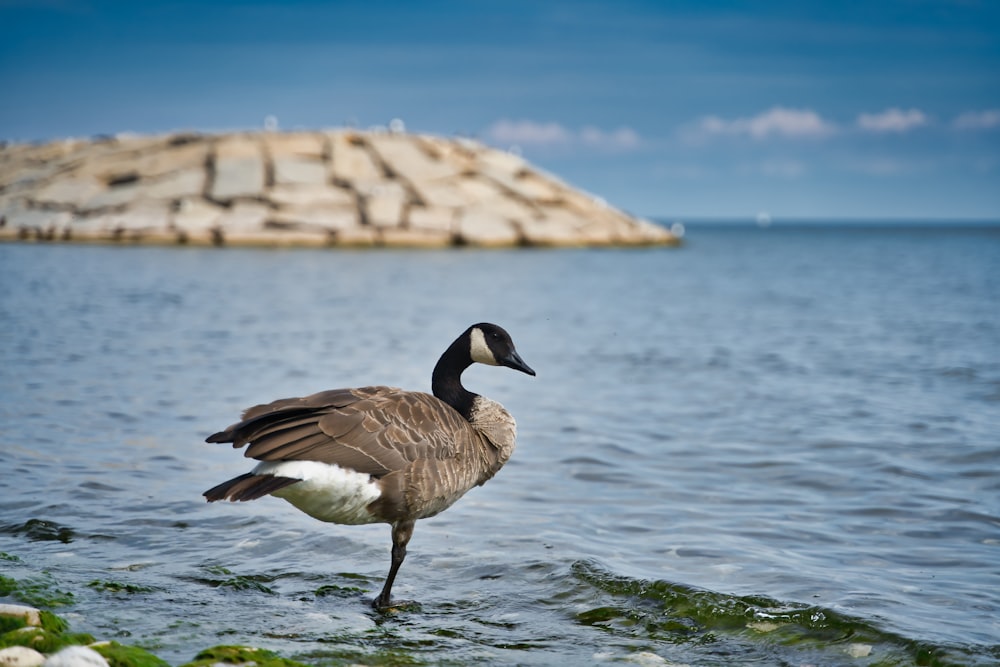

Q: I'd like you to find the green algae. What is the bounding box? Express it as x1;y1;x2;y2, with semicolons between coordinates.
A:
193;566;277;595
0;615;26;634
38;610;68;634
88;580;158;595
571;559;982;667
0;625;96;653
179;645;309;667
0;573;75;608
296;646;428;666
0;609;176;667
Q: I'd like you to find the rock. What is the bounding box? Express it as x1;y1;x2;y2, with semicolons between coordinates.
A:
0;205;73;239
521;210;586;246
362;181;408;228
172;198;224;239
0;604;42;628
0;163;65;195
367;134;462;183
0;646;46;667
72;200;172;242
456;209;520;246
451;176;505;203
263;131;325;159
474;144;527;175
216;201;271;241
269;184;353;208
328;132;383;188
0;129;678;248
467;195;535;222
330;226;378;247
42;646;108;667
410;179;474;209
272;156;326;186
210;136;265;201
845;643;873;658
131;141;208;179
380;226;452;247
139;168;205;200
33;178;103;208
632;218;676;244
270;202;357;230
81;180;143;211
509;172;562;201
407;205;455;234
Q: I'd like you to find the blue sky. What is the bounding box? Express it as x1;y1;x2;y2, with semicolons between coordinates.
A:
2;0;998;220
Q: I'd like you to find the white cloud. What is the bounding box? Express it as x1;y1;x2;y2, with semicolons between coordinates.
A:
579;125;640;150
487;120;572;147
952;109;1000;130
486;120;640;151
693;107;835;140
857;108;928;133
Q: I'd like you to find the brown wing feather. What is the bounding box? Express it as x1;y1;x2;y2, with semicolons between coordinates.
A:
207;386;474;478
239;387;366;421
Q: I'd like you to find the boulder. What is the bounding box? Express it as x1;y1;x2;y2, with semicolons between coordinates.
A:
210;136;265;200
0;646;45;667
328;132;383;187
362;181;408;228
456;209;520;246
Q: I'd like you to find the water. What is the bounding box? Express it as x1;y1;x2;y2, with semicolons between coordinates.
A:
1;224;998;666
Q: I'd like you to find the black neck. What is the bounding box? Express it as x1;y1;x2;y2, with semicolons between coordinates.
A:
432;335;477;420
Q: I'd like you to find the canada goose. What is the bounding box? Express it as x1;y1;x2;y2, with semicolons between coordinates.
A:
203;323;535;610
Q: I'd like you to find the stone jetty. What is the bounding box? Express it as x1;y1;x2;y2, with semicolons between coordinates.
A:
0;129;676;248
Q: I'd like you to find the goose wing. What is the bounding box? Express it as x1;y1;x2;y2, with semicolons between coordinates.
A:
206;386;469;477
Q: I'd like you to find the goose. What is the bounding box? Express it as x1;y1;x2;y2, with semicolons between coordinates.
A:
203;323;535;610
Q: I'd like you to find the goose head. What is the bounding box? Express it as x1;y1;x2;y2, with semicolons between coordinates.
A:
468;323;536;376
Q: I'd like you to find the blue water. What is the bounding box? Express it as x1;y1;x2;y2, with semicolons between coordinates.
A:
1;224;998;665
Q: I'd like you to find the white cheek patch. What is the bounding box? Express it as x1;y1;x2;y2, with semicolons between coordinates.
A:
469;327;500;365
251;460;382;526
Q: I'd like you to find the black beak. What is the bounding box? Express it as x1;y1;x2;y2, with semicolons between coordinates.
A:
501;348;536;376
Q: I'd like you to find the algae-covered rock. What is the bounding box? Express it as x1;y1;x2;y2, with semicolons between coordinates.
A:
0;605;164;667
0;589;305;667
0;626;95;654
89;642;169;667
0;607;37;635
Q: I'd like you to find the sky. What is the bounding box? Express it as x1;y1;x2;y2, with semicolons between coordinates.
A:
2;0;998;220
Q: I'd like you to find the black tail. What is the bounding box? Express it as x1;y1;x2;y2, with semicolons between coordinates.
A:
203;473;300;502
205;430;232;443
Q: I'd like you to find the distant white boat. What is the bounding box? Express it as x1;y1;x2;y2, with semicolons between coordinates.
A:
756;211;773;227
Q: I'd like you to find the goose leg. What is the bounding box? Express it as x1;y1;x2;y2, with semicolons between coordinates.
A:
373;519;415;610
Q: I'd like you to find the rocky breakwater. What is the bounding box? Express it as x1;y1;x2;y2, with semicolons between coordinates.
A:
0;130;676;248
